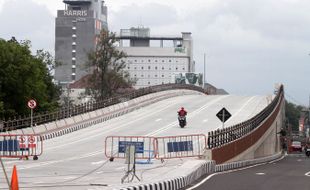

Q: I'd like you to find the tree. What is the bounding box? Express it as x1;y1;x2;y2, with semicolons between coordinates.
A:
285;100;303;131
0;38;61;119
87;30;135;100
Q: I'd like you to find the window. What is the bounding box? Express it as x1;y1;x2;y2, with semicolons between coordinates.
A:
148;82;150;84
162;75;164;77
148;60;151;62
183;67;185;70
162;60;165;62
169;60;171;62
127;67;130;69
148;66;151;70
155;60;158;62
155;75;158;77
141;66;144;70
134;67;137;70
162;67;164;70
176;67;178;70
155;66;157;70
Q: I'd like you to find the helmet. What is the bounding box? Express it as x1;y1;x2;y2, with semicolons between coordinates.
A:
181;107;184;110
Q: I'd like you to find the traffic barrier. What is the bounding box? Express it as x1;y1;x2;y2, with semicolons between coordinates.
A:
0;134;42;159
105;136;156;160
154;134;207;159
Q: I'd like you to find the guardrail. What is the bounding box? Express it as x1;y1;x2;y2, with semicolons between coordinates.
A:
1;84;206;132
207;85;284;149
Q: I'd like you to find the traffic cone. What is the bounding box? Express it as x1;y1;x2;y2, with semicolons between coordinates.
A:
11;165;19;190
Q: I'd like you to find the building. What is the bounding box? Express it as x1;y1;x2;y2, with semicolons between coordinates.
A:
117;27;195;88
54;0;108;87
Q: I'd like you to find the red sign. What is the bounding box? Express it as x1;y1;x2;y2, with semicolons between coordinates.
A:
27;99;37;109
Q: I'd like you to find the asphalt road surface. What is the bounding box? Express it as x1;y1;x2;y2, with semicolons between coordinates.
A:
0;94;269;189
190;154;310;190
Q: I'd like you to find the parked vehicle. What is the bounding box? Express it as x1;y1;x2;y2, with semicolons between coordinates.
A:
306;149;310;157
290;141;302;152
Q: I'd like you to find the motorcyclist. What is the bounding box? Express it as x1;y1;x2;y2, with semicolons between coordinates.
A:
177;107;187;125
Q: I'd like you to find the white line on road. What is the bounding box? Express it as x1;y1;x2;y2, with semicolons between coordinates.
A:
147;96;227;136
155;118;162;122
91;160;105;165
305;171;310;177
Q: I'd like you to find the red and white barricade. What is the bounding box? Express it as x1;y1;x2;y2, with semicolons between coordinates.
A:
105;136;156;160
0;134;43;159
154;134;207;159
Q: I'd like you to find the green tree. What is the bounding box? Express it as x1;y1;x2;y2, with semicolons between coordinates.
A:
87;30;135;99
285;100;303;131
0;38;60;119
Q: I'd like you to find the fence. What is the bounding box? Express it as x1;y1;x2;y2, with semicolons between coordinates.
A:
207;85;284;149
1;84;206;132
155;134;207;159
0;134;43;159
105;136;156;160
105;134;207;160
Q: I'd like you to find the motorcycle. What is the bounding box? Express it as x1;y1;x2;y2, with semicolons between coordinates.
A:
306;149;310;157
178;115;186;128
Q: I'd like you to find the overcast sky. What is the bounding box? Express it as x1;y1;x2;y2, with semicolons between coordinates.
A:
0;0;310;106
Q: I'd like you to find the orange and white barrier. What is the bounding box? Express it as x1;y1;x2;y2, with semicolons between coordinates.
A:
0;134;43;159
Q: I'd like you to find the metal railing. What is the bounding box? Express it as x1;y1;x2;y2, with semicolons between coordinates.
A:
207;85;284;149
0;84;206;132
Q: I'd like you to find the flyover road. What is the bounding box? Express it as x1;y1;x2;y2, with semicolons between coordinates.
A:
0;94;269;189
189;154;310;190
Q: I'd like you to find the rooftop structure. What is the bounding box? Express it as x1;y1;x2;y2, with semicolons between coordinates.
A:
116;27;195;89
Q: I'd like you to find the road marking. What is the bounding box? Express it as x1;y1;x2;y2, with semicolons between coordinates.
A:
155;118;162;122
203;119;208;123
188;155;285;190
91;160;105;165
305;171;310;177
147;96;227;136
7;150;104;170
116;167;125;170
45;101;179;151
256;172;265;175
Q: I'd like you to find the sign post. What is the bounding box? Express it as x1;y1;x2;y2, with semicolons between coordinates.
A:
216;107;232;129
27;99;37;134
